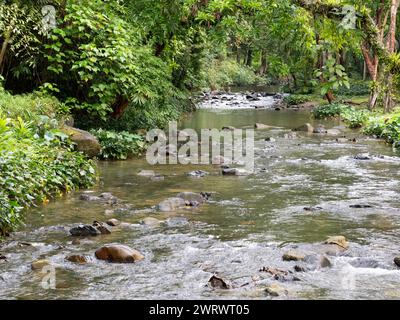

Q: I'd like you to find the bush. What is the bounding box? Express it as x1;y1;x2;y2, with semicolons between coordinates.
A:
76;93;193;132
283;94;312;106
312;103;351;119
340;108;371;129
0;115;97;235
91;129;146;160
313;103;372;128
336;79;371;97
364;113;400;148
45;0;177;121
201;59;270;90
0;89;61;122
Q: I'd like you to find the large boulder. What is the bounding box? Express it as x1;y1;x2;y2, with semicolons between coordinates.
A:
95;244;144;263
61;126;101;158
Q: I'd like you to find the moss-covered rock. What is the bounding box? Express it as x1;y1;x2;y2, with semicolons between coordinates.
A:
61;126;101;158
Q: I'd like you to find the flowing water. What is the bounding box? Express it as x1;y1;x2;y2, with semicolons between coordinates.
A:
1;94;400;300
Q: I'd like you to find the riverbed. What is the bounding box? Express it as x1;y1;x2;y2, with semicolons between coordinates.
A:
1;94;400;300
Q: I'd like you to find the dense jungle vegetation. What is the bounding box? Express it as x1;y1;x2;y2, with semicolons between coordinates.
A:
1;0;400;234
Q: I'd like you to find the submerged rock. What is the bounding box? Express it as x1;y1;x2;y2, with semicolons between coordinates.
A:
177;192;207;205
313;125;328;134
70;225;101;237
95;244;144;263
80;192;118;204
31;259;51;271
394;257;400;268
166;217;189;227
79;194;101;202
283;132;297;139
141;217;163;227
93;221;112;235
255;123;272;130
186;170;209;178
222;168;251;176
282;250;306;262
336;138;348;143
260;267;300;282
265;283;288;297
350;258;380;269
137;170;156;177
294;265;307;272
157;197;186;212
65;254;88;264
70;221;112;237
294;123;314;133
303;206;323;212
354;153;372;160
208;275;229;289
327;129;341;136
350;204;373;209
106;219;120;227
319;255;332;268
222;126;236;131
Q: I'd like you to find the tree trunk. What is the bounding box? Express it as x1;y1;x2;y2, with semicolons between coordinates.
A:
363;61;367;81
245;48;253;67
111;95;130;119
0;31;11;76
256;50;267;75
326;91;334;104
383;0;399;112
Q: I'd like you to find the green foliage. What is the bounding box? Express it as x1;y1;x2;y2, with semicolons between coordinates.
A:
283;94;313;106
0;89;60;122
0;114;97;234
340;108;371;128
313;58;350;96
313;103;352;119
336;79;371;97
364;111;400;148
45;0;177;120
313;102;371;128
91;129;146;160
201;58;270;90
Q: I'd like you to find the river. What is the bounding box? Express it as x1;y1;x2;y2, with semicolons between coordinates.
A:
1;93;400;299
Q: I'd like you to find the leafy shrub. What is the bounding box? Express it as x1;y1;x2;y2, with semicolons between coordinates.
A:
0;115;97;235
312;103;351;119
340;108;371;128
313;103;372;128
45;0;177;120
91;129;146;160
337;79;371;97
76;92;193;132
364;113;400;148
283;94;312;106
202;59;270;90
0;89;60;122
